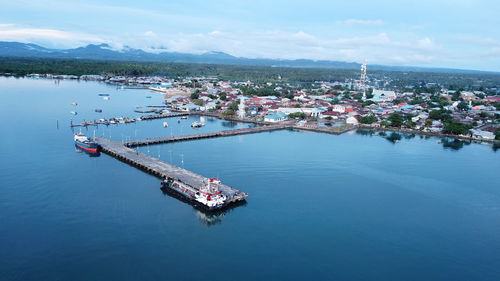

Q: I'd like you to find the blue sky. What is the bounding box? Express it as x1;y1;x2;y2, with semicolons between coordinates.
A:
1;0;500;71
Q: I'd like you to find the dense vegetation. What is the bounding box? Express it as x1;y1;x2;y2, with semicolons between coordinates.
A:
0;57;357;82
2;57;500;89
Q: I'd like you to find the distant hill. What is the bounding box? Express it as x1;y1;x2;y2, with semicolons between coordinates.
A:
0;41;495;74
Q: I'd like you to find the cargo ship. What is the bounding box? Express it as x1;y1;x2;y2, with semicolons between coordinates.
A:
161;177;228;211
74;133;100;153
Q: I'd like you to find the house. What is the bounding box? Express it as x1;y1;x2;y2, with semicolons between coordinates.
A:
470;129;495;140
264;112;288;122
484;96;500;103
177;104;201;112
370;90;397;103
460;91;477;101
321;111;341;119
331;104;345;113
201;102;217;111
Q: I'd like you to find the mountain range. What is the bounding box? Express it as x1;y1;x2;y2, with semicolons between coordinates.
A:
0;41;494;74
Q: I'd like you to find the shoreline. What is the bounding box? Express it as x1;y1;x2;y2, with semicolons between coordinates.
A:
357;125;500;144
173;111;500;144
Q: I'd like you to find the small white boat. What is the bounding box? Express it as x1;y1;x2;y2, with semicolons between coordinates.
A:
70;102;78;106
181;116;188;120
191;121;204;128
163;121;169;128
103;96;110;100
70;111;77;115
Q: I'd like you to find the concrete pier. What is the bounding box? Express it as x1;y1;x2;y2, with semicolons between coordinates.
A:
124;123;291;147
94;137;248;204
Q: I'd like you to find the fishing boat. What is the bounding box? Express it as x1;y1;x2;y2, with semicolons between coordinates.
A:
163;121;169;128
74;133;99;153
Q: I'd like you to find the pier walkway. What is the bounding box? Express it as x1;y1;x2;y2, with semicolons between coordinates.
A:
95;138;248;204
124;123;292;147
139;112;189;120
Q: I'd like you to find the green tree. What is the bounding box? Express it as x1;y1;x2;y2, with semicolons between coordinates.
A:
443;121;471;135
192;99;204;106
360;114;377;124
457;102;468;111
190;92;200;99
288;112;307;119
429;110;451;121
228;101;239;111
404;120;416;128
222;110;235;116
387;113;403;127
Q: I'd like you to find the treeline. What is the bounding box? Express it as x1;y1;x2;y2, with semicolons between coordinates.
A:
1;57;500;87
0;57;356;82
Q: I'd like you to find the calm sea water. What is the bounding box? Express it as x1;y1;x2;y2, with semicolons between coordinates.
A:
1;77;500;281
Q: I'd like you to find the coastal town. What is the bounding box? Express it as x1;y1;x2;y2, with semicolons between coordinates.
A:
23;68;500;143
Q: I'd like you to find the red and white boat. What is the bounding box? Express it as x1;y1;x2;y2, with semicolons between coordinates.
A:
194;178;227;209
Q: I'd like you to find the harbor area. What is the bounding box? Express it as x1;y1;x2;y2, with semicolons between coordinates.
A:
95;137;248;210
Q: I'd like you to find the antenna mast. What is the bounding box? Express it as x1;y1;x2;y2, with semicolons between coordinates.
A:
360;60;367;100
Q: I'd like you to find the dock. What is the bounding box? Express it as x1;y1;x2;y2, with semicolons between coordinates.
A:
95;137;248;204
139;112;189;120
124;123;291;147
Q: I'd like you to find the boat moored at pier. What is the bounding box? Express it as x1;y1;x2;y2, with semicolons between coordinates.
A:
74;133;100;153
161;177;229;211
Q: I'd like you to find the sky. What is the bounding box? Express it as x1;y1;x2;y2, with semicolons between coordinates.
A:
1;0;500;71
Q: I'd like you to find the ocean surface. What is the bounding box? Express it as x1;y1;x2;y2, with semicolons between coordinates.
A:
1;77;500;281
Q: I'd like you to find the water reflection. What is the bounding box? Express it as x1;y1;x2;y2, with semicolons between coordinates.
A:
404;134;416;140
221;121;238;128
355;129;375;136
493;143;500;152
440;138;471;151
385;132;402;143
356;129;479;151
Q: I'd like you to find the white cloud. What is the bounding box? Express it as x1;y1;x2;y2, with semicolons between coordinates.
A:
0;23;445;67
0;24;105;47
337;19;384;26
131;30;440;66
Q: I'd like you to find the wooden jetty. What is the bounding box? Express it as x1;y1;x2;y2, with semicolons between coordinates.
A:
139;112;189;121
95;137;248;204
124;123;292;147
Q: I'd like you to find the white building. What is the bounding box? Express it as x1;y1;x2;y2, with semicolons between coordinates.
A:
470;129;495;140
277;107;322;117
346;116;359;125
370;90;397;103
